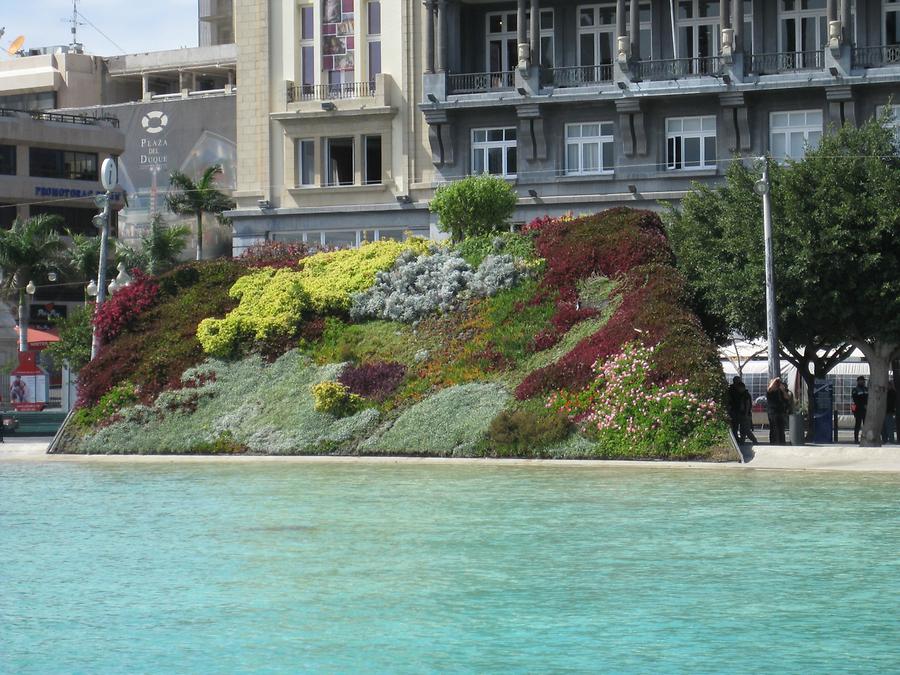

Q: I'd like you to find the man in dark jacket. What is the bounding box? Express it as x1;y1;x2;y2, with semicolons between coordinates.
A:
852;376;868;444
727;376;743;439
883;381;896;444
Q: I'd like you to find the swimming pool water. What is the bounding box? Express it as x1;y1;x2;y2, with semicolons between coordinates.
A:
2;461;899;673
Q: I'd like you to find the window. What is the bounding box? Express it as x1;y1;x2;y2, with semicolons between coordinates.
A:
472;127;517;177
666;116;717;170
578;3;651;65
677;0;720;70
29;148;98;181
0;145;15;176
364;135;382;184
367;1;381;83
778;0;827;57
30;205;94;235
879;104;900;144
769;110;822;161
886;0;900;45
566;122;614;175
296;139;315;186
487;9;554;72
299;4;315;93
326;137;355;185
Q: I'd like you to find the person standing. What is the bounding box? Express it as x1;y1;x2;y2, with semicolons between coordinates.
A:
727;376;743;440
736;380;758;444
766;378;787;445
883;381;897;444
852;375;868;444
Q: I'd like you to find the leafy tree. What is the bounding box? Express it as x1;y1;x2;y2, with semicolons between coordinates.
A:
44;305;93;372
429;174;518;242
667;117;900;446
0;215;67;352
165;164;235;261
118;214;190;275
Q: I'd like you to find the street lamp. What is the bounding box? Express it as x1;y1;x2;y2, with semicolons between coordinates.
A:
25;280;36;296
753;158;781;383
107;263;132;296
86;279;98;297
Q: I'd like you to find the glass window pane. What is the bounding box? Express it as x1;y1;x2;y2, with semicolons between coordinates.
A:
474;130;486;143
772;132;786;160
600;122;614;136
488;129;504;142
302;46;314;85
488;147;503;174
474;148;485;174
790;131;805;158
567;143;579;172
489;15;503;33
580;8;595;27
807;130;822;150
323;231;357;248
583;143;599;172
505;128;517;141
704;136;716;165
580;34;596;66
602;141;614;171
788;112;805;127
702;116;716;132
301;6;314;40
771;112;788;128
300;140;314;185
684;137;701;167
378;229;407;242
583;123;600;137
368;41;381;81
507;147;517;175
667;118;682;133
541;9;553;29
807;110;823;126
567;125;581;139
540;36;553;68
368;1;381;35
683;117;702;132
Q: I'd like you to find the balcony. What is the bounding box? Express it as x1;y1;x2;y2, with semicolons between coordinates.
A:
447;71;514;95
750;50;824;75
851;45;900;69
634;56;724;81
287;80;376;103
549;64;613;88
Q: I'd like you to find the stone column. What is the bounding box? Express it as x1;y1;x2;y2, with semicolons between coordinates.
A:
517;0;528;67
840;0;851;43
436;0;448;73
530;0;539;66
732;0;743;52
424;1;435;74
826;0;837;22
721;0;731;30
629;0;640;60
616;0;626;43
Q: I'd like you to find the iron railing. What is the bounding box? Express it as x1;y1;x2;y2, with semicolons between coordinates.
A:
750;50;824;74
634;56;724;80
0;108;119;127
447;71;514;94
287;80;376;103
851;44;900;68
550;64;614;87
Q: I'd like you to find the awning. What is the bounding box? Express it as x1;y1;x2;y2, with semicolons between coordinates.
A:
14;326;60;350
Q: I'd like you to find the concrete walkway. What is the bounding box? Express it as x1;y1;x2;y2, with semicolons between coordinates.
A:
1;438;898;472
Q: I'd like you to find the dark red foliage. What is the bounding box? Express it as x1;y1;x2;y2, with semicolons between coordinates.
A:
338;361;407;402
299;316;326;343
92;270;160;343
515;210;722;402
239;240;312;269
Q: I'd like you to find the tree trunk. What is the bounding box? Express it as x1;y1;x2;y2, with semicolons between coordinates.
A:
893;359;899;444
196;211;203;261
17;287;27;352
854;341;897;447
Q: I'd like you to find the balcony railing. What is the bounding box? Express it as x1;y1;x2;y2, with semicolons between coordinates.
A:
634;56;724;80
750;50;824;74
550;64;614;88
852;45;900;68
447;71;514;94
0;108;119;127
287;81;376;103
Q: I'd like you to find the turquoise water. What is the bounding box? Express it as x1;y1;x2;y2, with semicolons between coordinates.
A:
2;461;899;673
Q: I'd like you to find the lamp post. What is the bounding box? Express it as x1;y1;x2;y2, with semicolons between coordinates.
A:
753;157;781;382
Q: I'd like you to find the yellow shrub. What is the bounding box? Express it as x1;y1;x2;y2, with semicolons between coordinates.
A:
312;380;363;416
298;239;430;312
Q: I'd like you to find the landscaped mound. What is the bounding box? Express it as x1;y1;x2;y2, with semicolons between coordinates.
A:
59;209;731;460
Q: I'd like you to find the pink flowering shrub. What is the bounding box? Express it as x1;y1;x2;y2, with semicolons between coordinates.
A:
547;342;726;459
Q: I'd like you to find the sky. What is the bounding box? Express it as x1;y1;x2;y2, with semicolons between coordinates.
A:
1;0;199;56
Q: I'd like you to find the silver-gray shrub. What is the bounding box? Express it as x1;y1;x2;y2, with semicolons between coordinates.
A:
350;249;525;323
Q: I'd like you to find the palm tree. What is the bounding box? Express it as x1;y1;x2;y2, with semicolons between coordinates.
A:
0;215;67;351
165;164;235;261
140;214;190;275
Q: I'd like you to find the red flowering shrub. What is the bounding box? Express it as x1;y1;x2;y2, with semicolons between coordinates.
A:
92;270;160;343
338;360;407;402
77;260;243;407
239;240;313;269
515;210;723;404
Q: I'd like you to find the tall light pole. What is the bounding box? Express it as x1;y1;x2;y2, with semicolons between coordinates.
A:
90;157;117;361
754;157;781;382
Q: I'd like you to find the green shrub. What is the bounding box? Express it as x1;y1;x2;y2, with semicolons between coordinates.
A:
45;305;93;372
576;274;615;310
73;382;138;430
187;431;249;454
455;232;539;268
312;380;364;417
487;404;572;457
429;175;518;242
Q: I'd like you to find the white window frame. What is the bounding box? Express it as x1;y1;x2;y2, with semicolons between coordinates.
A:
366;0;381;83
471;127;517;178
295;138;316;187
486;9;555;71
778;0;827;54
769;109;823;162
665;115;717;170
565;122;615;175
577;3;653;62
298;2;315;90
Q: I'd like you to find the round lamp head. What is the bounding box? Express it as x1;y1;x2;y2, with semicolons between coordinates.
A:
753;179;769;196
48;272;58;282
86;279;98;297
25;280;36;295
108;279;118;295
